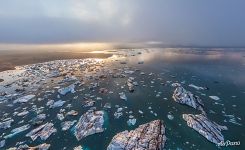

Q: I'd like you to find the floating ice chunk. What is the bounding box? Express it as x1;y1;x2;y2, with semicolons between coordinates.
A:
223;114;242;126
13;95;35;103
49;100;65;108
183;114;227;144
127;118;136;126
167;114;174;120
82;99;95;107
209;96;220;101
189;84;206;90
4;124;30;139
138;110;143;114
114;112;123;119
0;119;14;130
57;113;65;121
58;84;75;95
0;140;5;148
31;114;46;125
171;83;181;87
26;122;57;141
119;92;127;100
74;145;83;150
61;120;77;131
73;110;105;141
124;70;134;74
66;110;78;116
46;99;54;107
17;110;29;117
104;103;112;109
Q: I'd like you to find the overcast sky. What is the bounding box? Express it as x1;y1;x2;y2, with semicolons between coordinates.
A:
0;0;245;47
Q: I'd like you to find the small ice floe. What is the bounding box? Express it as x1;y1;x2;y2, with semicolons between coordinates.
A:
209;96;220;101
167;114;174;120
66;110;78;116
4;124;30;139
155;92;161;98
31;114;46;125
57;113;65;121
0;119;14;130
171;83;181;87
74;145;84;150
0;140;5;148
138;110;144;114
82;99;95;107
114;107;123;119
61;120;77;131
119;92;127;100
104;103;111;109
127;118;137;126
127;77;136;92
124;70;134;74
26;122;57;141
49;100;66;108
188;84;206;90
13;95;35;103
223;114;242;126
58;84;75;95
17;110;29;117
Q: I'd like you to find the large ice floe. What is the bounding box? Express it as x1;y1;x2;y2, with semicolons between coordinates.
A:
26;122;57;141
172;86;205;114
73;110;105;141
183;114;228;145
107;120;166;150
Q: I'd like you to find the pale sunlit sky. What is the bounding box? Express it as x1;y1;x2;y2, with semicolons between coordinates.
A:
0;0;245;50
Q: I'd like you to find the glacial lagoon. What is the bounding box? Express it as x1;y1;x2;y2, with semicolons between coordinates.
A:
0;48;244;150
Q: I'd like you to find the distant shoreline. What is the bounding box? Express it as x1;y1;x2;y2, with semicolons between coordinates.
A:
0;51;112;72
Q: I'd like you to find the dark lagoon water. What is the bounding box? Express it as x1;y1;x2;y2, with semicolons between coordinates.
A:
0;48;244;150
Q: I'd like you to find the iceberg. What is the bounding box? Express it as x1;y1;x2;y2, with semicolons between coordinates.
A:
173;86;205;114
26;122;57;141
73;110;105;141
183;114;228;144
107;120;166;150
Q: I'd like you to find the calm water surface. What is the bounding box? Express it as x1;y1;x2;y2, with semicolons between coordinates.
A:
0;48;244;150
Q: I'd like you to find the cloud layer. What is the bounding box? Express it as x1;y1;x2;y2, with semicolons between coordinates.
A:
0;0;245;47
